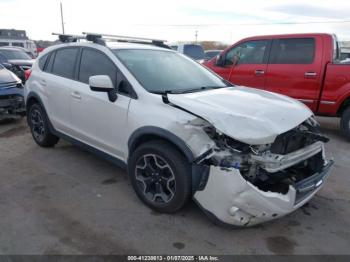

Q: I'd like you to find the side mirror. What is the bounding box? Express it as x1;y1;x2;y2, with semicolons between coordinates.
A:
89;75;114;92
89;75;117;102
215;54;224;67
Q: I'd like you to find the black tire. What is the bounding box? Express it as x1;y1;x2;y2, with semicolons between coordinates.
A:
128;140;192;213
340;107;350;141
28;103;59;147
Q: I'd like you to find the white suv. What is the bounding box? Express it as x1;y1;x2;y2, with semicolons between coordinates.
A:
25;34;333;226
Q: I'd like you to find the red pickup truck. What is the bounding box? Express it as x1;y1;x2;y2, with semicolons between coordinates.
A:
204;33;350;139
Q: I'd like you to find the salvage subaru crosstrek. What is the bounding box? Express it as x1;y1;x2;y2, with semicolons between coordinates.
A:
24;33;333;226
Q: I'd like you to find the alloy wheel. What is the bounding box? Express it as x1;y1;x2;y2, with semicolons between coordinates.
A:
135;154;176;204
30;108;45;142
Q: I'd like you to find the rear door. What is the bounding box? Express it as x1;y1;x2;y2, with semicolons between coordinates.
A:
70;47;131;159
211;40;270;88
42;47;79;133
265;37;323;111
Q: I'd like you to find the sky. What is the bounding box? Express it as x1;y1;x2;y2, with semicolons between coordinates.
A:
1;0;350;43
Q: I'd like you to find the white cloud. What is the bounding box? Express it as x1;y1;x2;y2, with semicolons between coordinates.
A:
0;0;349;43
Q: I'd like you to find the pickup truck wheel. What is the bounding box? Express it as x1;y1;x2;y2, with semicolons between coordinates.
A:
340;107;350;140
128;140;192;213
28;103;59;147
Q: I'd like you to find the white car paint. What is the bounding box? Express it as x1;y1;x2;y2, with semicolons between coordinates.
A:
25;41;332;227
194;162;332;226
168;86;312;145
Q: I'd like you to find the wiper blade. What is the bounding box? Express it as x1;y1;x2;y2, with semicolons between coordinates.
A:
149;90;184;94
149;85;228;95
178;86;227;94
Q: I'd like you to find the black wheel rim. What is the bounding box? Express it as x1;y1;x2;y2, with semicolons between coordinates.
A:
135;154;176;204
30;108;45;142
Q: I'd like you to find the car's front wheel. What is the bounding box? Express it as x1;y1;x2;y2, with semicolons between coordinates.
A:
128;140;192;213
28;103;59;147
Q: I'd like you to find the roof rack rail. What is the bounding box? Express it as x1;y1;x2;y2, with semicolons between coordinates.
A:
82;32;170;49
52;33;85;43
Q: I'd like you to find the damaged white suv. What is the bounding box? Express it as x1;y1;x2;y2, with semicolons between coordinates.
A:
25;35;333;226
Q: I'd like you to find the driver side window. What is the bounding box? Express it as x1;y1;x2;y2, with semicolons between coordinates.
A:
224;40;268;66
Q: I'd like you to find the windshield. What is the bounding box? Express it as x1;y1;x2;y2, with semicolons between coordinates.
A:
183;45;205;60
113;49;228;94
0;49;31;60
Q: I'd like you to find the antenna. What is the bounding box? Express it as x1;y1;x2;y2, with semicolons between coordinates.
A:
60;2;65;34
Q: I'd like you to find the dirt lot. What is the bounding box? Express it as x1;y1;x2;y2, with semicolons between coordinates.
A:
0;117;349;255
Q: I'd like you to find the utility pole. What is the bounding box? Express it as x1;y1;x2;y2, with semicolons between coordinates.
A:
195;30;198;43
60;2;65;34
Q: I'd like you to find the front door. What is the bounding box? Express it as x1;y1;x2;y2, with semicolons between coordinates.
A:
209;40;269;89
70;48;131;160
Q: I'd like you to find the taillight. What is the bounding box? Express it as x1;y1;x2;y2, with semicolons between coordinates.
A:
25;69;32;81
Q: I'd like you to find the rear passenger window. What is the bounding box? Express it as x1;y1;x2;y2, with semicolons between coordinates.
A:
270;38;315;64
78;48;116;85
52;48;79;79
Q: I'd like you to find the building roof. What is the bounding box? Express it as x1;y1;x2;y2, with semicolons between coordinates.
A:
0;29;28;40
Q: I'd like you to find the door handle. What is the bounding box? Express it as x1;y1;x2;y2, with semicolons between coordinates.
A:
255;70;265;76
71;91;82;100
304;72;317;78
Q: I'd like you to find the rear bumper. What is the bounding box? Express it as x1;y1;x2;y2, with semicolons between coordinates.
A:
194;159;334;227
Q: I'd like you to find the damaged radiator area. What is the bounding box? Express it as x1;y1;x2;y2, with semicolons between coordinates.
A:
198;118;329;195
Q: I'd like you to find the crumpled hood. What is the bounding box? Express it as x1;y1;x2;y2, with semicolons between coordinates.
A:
168;86;313;145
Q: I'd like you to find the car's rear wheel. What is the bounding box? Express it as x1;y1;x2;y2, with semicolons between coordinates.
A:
340;107;350;141
28;103;59;147
128;140;192;213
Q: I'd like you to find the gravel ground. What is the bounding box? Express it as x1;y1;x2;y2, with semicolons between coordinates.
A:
0;116;349;255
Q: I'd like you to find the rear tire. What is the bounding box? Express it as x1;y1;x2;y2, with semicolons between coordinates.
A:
340;107;350;141
128;140;192;213
28;103;59;147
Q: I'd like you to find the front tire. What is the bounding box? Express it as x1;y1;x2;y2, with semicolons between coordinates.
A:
340;107;350;141
128;140;192;213
28;103;59;147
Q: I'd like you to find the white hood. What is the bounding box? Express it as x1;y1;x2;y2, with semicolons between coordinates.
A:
168;86;313;145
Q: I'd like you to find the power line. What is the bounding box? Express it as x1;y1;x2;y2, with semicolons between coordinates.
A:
133;20;350;27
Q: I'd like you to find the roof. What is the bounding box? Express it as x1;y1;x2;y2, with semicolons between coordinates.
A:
240;33;333;41
0;46;27;51
43;41;173;52
0;29;28;40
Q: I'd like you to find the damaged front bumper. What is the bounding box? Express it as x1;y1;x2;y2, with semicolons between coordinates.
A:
0;86;25;120
193;142;334;227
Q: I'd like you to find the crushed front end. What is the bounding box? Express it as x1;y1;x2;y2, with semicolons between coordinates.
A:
0;82;25;120
193;117;333;226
